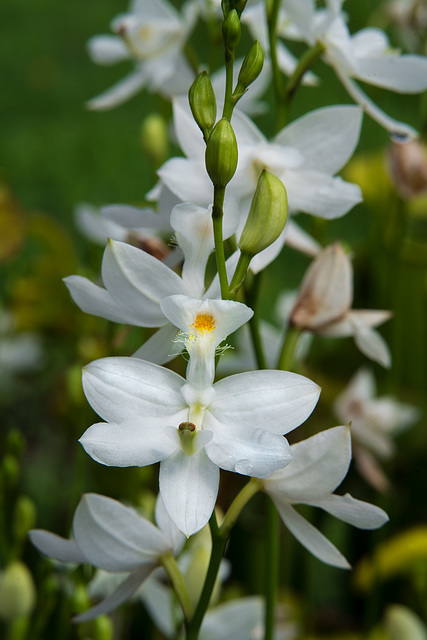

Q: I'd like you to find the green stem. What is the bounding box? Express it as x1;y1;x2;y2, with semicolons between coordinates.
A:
229;250;252;297
284;41;324;102
277;325;302;371
266;0;286;130
212;186;231;300
220;477;262;537
222;48;235;121
185;513;228;640
264;497;280;640
160;553;193;623
245;272;267;369
186;480;262;640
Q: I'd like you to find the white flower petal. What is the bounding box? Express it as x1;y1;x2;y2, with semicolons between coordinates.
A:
355;56;427;93
200;597;264;640
204;414;293;478
160;448;219;536
286;170;362;219
63;276;145;325
272;500;351;568
101;204;170;231
211;370;320;435
353;324;392;368
82;356;186;423
172;96;206;160
333;69;418;140
74;565;154;622
79;417;181;467
264;426;351;500
309;493;389;529
132;324;179;365
274;105;362;175
29;530;86;564
284;218;321;257
87;35;130;65
154;495;186;554
102;240;187;324
73;494;170;572
86;69;147;111
158;158;212;205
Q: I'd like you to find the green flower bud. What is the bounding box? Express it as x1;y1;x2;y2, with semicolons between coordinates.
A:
0;562;36;620
188;72;217;142
205;118;238;188
238;170;288;255
93;615;114;640
13;495;36;542
234;40;264;97
140;113;168;167
222;9;241;52
2;453;20;488
221;0;231;18
72;583;90;614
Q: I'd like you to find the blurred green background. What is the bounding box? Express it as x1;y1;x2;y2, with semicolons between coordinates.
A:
1;0;427;638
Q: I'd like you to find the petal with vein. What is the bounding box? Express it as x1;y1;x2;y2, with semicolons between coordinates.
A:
73;494;170;572
82;356;186;423
264;426;351;500
211;370;320;435
160;448;219;536
274;105;362;175
79;417;182;467
63;276;145;325
204;414;293;478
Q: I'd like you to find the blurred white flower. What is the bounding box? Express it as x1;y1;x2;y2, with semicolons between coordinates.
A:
263;426;389;568
282;0;427;138
29;493;184;622
87;0;197;109
334;368;420;491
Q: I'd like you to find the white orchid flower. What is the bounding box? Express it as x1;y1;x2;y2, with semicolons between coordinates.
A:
263;426;389;569
334;368;419;491
86;0;197;110
282;0;427;138
74;202;173;256
160;97;362;218
64;201;239;364
289;243;393;368
29;493;185;622
241;1;319;87
158;98;361;271
79;295;320;536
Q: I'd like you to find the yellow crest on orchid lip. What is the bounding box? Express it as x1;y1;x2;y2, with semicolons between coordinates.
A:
189;312;216;336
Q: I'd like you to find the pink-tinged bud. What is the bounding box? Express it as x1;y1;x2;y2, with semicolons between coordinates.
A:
290;243;352;330
387;139;427;200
